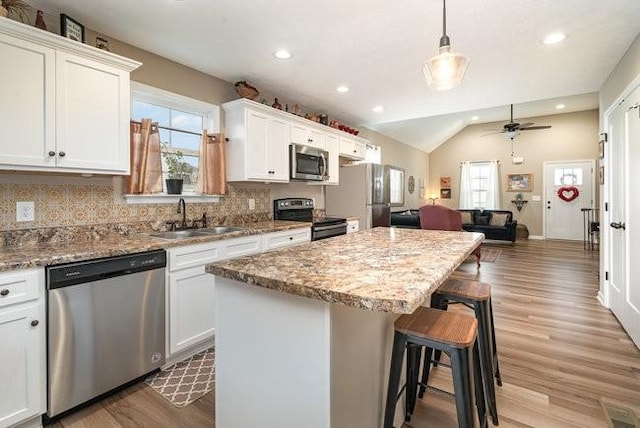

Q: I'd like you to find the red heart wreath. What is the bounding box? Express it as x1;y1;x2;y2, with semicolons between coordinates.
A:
557;186;580;202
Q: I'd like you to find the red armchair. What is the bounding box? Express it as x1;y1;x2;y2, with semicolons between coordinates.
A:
418;205;481;267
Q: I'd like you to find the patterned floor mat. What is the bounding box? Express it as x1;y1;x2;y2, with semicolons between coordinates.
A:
145;348;215;408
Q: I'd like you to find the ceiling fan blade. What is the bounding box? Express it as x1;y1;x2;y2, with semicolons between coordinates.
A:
516;122;534;129
520;125;552;131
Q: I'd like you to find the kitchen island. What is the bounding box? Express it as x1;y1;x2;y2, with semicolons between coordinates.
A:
206;227;483;428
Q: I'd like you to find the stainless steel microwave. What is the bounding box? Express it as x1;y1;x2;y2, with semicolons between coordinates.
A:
290;144;329;181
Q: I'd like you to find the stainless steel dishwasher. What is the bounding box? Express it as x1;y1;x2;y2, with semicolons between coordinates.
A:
45;249;166;419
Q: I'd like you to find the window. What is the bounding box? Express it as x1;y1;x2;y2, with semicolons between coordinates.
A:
469;163;491;208
554;168;583;186
130;82;219;194
460;160;500;209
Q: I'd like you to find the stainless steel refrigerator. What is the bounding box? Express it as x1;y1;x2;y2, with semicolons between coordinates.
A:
326;163;404;229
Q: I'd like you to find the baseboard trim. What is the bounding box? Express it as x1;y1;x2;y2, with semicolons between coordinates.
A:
528;235;545;240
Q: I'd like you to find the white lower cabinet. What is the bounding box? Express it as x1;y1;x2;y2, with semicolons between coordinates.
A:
0;269;45;428
263;228;311;251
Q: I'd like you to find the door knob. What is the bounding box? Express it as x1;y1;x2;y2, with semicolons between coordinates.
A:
48;151;56;157
58;151;66;157
610;222;626;230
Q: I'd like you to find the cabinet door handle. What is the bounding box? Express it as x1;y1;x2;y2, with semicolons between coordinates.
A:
0;289;9;296
48;151;56;157
31;320;39;327
58;151;66;157
610;222;626;230
289;236;293;240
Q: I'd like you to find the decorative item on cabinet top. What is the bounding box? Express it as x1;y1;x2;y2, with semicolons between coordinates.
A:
0;0;31;22
234;81;259;100
60;13;84;42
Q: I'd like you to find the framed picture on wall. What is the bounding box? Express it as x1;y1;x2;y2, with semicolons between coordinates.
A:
440;188;451;199
507;173;533;192
440;176;451;188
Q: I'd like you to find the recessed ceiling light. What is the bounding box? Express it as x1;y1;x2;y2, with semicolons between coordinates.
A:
372;106;384;113
471;115;479;121
543;32;566;45
555;103;566;109
336;86;349;93
274;49;292;60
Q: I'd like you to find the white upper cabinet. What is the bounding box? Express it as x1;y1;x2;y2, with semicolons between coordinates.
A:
225;105;290;182
324;133;340;185
339;136;366;160
291;123;325;149
0;19;140;175
223;98;369;184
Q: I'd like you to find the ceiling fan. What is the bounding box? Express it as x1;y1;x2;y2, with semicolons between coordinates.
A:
484;104;552;140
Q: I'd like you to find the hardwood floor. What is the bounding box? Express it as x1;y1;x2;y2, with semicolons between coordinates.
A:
48;239;640;428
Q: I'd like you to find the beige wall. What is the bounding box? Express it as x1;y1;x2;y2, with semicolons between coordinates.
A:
428;110;599;236
358;129;430;210
599;33;640;122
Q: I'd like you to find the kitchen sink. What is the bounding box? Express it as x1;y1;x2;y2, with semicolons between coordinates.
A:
148;230;212;240
199;226;245;234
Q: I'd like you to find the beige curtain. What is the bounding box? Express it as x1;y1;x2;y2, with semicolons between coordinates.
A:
196;131;227;195
126;119;163;194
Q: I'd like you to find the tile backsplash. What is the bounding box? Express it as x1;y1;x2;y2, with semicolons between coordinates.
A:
0;174;271;231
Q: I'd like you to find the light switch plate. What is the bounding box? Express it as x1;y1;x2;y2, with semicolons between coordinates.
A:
248;198;255;210
531;194;542;202
16;201;35;222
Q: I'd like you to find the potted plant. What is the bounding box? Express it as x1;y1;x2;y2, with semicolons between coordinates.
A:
162;144;189;194
0;0;32;21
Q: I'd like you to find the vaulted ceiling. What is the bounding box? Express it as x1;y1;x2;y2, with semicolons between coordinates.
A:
31;0;640;152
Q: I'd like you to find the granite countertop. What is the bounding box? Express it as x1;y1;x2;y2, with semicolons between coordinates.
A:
0;221;310;272
206;227;483;314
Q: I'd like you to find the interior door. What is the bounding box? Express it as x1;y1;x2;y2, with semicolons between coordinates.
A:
544;160;595;240
607;85;640;348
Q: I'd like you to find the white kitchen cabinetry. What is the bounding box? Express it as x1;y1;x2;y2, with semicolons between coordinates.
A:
291;123;325;149
166;235;263;363
0;269;45;428
347;220;360;234
263;227;311;251
339;137;366;160
324;133;340;185
0;19;140;175
224;102;290;182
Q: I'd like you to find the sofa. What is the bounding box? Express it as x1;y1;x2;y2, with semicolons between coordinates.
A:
391;208;518;243
459;209;517;243
390;210;420;228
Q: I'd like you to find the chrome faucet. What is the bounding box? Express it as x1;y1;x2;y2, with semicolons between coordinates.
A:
177;198;187;229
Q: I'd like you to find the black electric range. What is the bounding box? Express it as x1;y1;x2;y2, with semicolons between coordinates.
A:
273;198;347;241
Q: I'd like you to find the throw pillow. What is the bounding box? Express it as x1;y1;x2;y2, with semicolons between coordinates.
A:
475;215;489;225
460;211;473;225
490;213;510;227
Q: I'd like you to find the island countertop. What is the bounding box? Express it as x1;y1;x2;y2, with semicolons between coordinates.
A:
206;227;483;314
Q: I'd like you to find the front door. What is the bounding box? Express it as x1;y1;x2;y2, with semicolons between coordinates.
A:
607;84;640;348
544;160;595;240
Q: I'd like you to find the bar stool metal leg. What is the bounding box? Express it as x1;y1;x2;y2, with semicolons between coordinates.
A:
384;331;407;428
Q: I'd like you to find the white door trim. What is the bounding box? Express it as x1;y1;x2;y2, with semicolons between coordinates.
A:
542;159;596;240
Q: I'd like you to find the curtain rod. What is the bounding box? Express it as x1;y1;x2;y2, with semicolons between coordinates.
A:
129;120;229;141
459;160;500;165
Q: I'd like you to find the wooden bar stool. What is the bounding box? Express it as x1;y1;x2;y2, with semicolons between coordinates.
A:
424;278;502;426
384;306;487;428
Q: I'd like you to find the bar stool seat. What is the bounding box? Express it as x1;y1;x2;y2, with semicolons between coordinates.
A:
426;278;502;426
384;306;487;428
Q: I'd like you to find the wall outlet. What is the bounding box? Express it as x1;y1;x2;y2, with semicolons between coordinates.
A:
248;198;255;210
16;201;35;222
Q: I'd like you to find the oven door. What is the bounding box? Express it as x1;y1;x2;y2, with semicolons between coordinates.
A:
290;144;328;181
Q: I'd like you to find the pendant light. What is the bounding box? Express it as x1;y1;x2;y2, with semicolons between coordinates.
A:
422;0;469;90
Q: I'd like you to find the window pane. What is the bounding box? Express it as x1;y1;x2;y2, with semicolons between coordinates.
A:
171;109;203;134
132;100;170;127
170;130;201;153
554;168;584;186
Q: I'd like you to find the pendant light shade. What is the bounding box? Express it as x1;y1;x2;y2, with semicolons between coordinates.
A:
423;0;469;90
